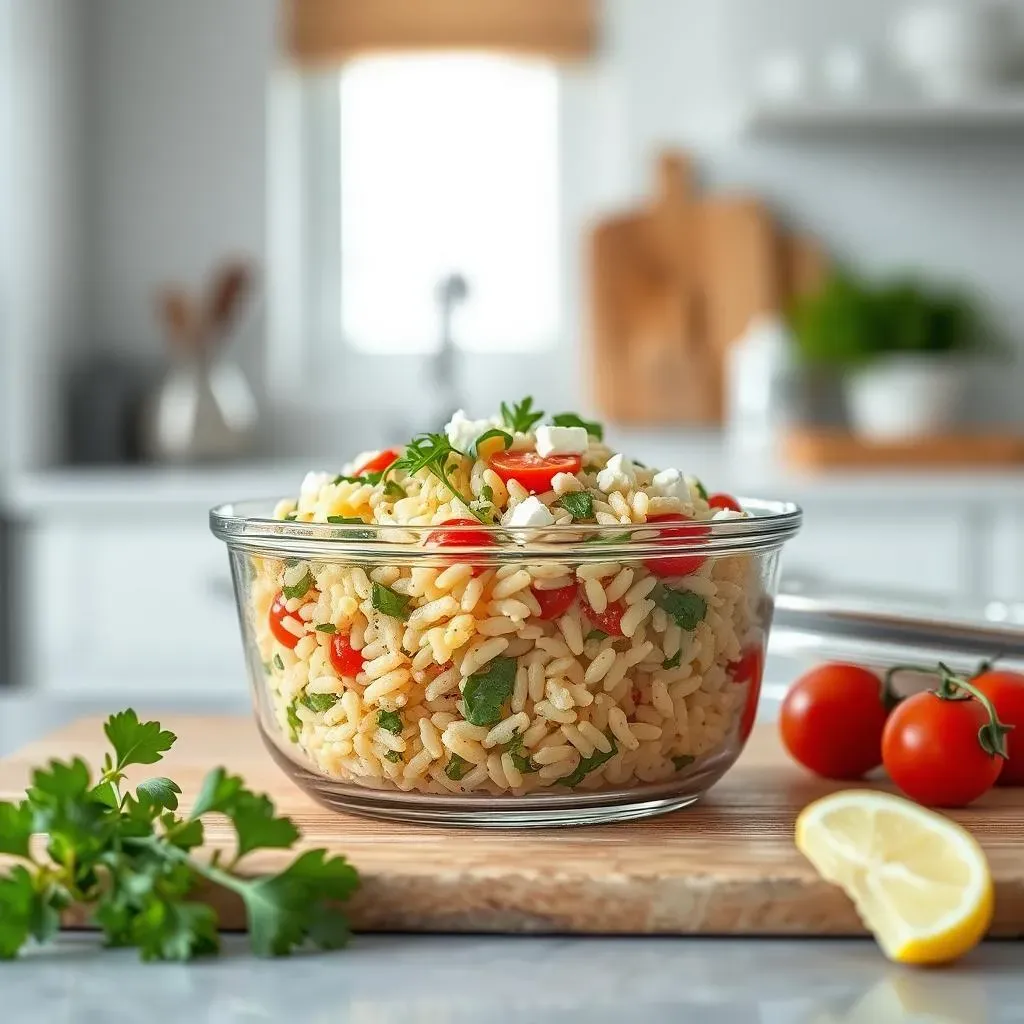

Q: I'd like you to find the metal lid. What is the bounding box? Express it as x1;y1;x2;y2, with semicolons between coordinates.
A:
770;574;1024;672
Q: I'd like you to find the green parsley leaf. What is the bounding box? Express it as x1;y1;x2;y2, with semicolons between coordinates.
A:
0;802;34;859
0;866;56;960
131;898;220;963
584;629;608;643
556;735;617;788
470;428;513;459
582;531;632;545
285;511;299;521
104;711;177;773
672;755;695;771
377;710;403;735
445;754;471;781
386;434;487;524
462;656;517;727
333;470;386;487
315;623;337;634
282;571;314;601
371;582;411;621
274;654;285;671
481;484;494;503
500;397;545;434
693;478;708;501
505;732;538;775
327;516;364;525
286;703;301;742
550;412;604;440
136;778;182;812
383;751;402;764
662;651;682;670
301;693;339;714
383;480;406;500
555;491;594;521
651;585;707;632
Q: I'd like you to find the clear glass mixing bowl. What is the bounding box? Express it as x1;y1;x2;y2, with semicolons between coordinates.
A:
210;499;801;827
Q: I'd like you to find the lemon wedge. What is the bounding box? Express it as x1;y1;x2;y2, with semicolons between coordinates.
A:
796;790;993;965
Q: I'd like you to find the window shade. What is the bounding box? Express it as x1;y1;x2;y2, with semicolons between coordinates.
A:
285;0;597;64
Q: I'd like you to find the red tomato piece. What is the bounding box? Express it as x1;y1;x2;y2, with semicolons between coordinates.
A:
780;663;890;780
970;669;1024;786
488;450;582;494
269;592;303;650
643;514;711;578
580;594;625;637
882;691;1004;807
708;493;742;513
329;633;365;678
425;518;496;574
532;583;578;621
353;448;400;477
730;646;765;742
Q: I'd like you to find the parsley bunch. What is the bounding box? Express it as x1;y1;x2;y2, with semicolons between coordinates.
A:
0;710;359;961
384;434;488;524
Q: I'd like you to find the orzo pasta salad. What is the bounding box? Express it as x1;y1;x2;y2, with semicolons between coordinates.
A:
248;399;770;798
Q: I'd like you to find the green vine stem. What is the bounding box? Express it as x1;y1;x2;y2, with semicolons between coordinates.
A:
880;662;939;710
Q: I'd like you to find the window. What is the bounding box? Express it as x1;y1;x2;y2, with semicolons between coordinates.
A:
336;54;560;354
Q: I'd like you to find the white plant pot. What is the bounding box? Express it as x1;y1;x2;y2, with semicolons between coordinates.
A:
845;357;966;441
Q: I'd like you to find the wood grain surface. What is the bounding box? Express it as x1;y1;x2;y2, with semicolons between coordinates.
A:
2;717;1022;937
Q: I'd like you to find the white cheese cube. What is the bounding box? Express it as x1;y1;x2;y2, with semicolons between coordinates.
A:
596;453;637;494
651;468;690;503
712;508;746;521
502;496;556;528
445;409;500;454
535;425;589;458
300;471;332;499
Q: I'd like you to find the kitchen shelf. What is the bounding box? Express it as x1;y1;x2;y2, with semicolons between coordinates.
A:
743;94;1024;136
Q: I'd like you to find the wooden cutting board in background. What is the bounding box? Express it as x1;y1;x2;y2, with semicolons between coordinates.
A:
589;151;827;425
2;716;1022;938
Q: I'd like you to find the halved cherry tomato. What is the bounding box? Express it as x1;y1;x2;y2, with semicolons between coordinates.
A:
329;633;365;678
730;646;765;742
532;583;578;621
269;592;303;650
643;514;711;578
488;450;582;494
969;669;1024;786
780;663;889;780
354;448;400;477
581;594;625;637
883;689;1005;807
708;493;742;513
425;518;495;573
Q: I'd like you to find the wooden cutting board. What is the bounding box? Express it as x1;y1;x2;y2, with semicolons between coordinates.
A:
2;716;1022;937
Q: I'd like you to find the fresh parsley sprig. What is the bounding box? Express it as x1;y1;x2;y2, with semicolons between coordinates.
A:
384;434;488;524
500;397;545;434
0;710;359;962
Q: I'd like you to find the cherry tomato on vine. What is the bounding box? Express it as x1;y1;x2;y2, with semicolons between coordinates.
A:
532;583;578;621
780;663;890;780
971;669;1024;786
487;451;582;493
328;633;365;678
882;690;1005;808
730;646;765;742
643;514;711;578
708;493;742;513
269;592;304;650
353;448;400;476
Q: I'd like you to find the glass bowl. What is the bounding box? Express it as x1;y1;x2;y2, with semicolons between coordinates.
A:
210;499;801;827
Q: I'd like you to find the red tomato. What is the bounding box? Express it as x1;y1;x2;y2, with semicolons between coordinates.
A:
708;493;742;513
425;518;495;573
532;583;578;621
643;514;711;578
269;592;303;650
488;451;582;494
971;669;1024;786
581;595;625;637
730;646;765;742
780;663;889;780
329;633;365;678
882;692;1004;807
354;448;400;476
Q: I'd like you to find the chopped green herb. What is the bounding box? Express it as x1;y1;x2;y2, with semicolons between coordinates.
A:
371;582;411;621
582;531;632;546
662;651;682;670
383;480;406;501
672;755;695;771
333;471;385;487
505;732;538;775
286;703;302;742
262;660;273;674
282;571;314;601
462;656;517;727
315;623;337;634
550;412;603;441
377;710;403;735
445;754;471;781
385;434;486;524
470;428;513;459
285;511;299;521
556;735;617;788
651;585;707;632
480;484;494;503
584;629;608;643
301;693;338;714
383;751;402;764
273;654;285;672
327;516;365;525
693;478;708;501
555;491;594;521
500;397;545;434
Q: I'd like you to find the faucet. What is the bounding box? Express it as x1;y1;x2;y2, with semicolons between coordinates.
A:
430;272;469;421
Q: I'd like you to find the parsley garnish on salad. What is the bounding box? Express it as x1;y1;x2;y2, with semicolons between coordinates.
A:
385;434;489;524
462;657;517;727
371;582;411;621
550;412;604;440
555;491;595;521
501;396;545;434
651;585;708;632
556;735;617;788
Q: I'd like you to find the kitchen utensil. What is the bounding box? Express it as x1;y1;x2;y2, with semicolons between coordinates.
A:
210;497;802;826
3;716;1021;937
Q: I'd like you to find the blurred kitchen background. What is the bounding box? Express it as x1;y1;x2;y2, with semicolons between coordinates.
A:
3;0;1024;741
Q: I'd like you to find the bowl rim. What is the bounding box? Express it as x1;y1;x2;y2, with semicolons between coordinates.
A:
209;496;803;562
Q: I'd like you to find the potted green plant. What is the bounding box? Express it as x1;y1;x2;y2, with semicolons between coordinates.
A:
788;272;983;440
